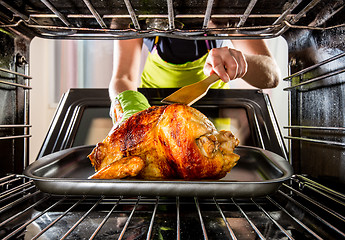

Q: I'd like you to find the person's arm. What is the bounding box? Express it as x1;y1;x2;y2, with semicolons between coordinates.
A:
109;38;149;126
109;38;143;100
204;39;280;89
232;39;280;89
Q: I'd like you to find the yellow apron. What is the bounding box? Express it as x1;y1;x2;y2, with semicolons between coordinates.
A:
140;45;229;89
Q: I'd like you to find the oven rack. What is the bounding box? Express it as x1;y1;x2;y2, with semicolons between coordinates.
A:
0;0;344;40
0;174;344;239
283;52;345;91
282;51;345;149
0;67;31;171
0;67;31;131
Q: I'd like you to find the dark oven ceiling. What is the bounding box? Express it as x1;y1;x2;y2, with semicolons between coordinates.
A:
0;0;344;39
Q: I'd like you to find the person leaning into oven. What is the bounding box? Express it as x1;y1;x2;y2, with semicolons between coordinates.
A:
108;34;281;125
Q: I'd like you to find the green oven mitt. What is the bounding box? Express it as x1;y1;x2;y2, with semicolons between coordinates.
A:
110;90;151;125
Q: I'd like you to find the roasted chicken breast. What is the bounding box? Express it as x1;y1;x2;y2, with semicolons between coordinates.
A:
88;104;240;180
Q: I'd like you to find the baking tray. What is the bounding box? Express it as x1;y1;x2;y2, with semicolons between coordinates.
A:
24;145;293;197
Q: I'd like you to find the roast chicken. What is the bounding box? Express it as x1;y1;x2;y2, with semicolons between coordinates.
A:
88;104;240;180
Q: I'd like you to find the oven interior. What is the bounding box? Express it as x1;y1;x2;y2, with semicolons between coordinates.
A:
0;0;345;239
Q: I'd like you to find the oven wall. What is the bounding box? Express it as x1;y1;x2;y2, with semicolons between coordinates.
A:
283;23;345;184
0;29;31;175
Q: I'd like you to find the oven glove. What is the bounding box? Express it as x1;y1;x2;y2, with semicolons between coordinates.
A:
110;90;151;125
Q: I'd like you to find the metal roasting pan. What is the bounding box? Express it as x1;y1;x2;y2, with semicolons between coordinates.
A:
24;145;293;197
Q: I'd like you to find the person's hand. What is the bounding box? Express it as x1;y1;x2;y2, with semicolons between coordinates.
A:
203;47;248;83
110;90;151;127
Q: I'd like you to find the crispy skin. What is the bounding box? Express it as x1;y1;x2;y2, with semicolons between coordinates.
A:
88;104;240;179
89;156;145;179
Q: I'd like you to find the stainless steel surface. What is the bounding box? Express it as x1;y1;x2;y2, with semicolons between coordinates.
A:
0;79;32;89
83;0;107;28
123;0;140;30
202;0;214;29
285;125;345;131
284;136;345;147
167;0;175;30
0;67;32;79
40;0;72;27
0;124;32;128
284;68;345;90
1;174;344;239
284;126;345;147
237;0;258;28
0;135;31;140
24;145;293;197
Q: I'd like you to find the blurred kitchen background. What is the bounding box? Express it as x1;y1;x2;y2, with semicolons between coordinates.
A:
29;37;289;162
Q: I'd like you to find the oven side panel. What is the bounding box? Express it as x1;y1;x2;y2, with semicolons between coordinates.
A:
0;29;31;174
283;13;345;184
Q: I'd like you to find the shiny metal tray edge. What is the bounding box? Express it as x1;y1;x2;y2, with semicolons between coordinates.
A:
24;145;293;197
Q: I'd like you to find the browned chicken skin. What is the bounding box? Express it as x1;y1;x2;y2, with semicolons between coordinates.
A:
88;104;240;180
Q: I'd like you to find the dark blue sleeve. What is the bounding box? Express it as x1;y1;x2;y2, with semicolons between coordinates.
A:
143;37;156;52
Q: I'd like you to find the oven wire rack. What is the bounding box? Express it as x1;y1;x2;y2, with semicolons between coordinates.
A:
0;174;344;240
0;0;344;40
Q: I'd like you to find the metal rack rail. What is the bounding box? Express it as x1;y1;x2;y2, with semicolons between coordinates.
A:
0;67;32;169
0;68;31;134
0;0;344;39
283;51;345;149
283;52;345;90
0;174;344;239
